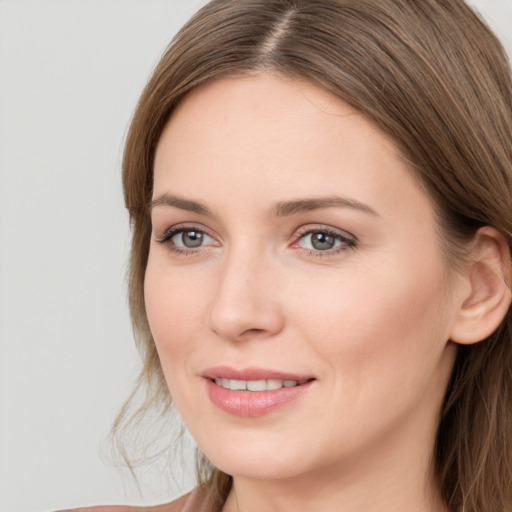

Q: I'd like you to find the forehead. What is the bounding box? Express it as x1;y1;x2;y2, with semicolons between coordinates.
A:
153;74;434;228
156;76;400;177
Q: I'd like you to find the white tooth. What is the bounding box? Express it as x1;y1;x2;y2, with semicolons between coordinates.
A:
283;380;298;387
247;379;267;391
221;378;230;389
266;379;283;390
214;378;222;386
230;379;247;390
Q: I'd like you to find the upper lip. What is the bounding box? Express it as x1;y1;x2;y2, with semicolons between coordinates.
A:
201;366;315;382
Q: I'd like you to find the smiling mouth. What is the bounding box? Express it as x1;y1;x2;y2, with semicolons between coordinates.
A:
204;375;315;417
212;378;312;391
201;366;316;416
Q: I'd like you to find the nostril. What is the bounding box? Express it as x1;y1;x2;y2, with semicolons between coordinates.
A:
245;328;266;335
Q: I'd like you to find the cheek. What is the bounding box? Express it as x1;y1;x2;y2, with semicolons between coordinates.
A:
144;260;215;426
289;255;454;406
144;258;209;376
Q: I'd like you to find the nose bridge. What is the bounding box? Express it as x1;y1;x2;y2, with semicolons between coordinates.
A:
208;240;283;341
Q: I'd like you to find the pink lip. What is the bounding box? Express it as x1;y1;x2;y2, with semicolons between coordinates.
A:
201;366;315;418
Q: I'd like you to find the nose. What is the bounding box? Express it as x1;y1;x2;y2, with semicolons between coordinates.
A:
208;249;285;342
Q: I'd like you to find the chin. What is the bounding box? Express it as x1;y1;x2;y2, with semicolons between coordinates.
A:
213;454;306;481
193;427;325;482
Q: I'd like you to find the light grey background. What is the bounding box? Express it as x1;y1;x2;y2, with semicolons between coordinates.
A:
0;1;511;511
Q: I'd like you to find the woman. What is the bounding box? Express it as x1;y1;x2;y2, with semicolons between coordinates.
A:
73;0;512;510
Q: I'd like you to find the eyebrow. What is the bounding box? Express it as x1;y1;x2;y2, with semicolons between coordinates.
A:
150;194;211;215
150;193;379;217
272;196;379;217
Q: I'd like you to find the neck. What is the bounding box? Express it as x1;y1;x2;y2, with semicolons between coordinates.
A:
224;468;447;512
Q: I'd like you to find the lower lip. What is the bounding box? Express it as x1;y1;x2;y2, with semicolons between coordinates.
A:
205;379;313;417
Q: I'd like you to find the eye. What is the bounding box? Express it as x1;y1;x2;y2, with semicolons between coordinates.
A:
156;225;217;254
295;227;356;254
173;229;211;248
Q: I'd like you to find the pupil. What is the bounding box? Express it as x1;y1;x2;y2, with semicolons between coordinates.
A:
183;230;203;247
311;232;335;250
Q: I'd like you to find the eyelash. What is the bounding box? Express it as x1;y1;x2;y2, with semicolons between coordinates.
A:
156;224;357;257
292;226;357;257
156;224;216;256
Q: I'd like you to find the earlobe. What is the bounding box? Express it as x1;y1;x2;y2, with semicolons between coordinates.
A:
450;227;512;345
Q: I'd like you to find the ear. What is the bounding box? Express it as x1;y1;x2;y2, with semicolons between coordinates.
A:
450;226;512;345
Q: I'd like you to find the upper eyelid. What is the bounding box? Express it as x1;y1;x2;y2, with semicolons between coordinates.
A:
293;224;357;240
157;222;215;239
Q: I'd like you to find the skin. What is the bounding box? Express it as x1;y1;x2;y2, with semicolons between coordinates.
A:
145;75;467;512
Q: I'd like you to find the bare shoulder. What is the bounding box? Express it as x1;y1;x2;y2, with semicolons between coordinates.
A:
56;491;197;512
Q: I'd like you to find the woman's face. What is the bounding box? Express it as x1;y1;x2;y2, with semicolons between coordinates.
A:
146;75;462;483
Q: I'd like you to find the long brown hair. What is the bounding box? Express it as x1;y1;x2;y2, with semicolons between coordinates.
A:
117;1;512;510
